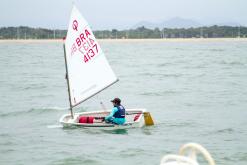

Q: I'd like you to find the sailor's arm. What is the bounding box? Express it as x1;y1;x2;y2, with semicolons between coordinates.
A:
105;107;118;120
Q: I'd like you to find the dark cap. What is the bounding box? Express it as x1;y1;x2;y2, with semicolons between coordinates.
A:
111;98;121;104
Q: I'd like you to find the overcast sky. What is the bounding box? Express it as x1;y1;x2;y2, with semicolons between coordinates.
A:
0;0;246;30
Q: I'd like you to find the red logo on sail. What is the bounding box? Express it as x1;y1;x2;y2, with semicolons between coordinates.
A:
72;20;78;31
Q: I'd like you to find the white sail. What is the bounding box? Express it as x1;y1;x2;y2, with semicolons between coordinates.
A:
64;6;118;107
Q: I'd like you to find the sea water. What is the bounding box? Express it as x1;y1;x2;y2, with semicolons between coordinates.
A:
0;39;247;165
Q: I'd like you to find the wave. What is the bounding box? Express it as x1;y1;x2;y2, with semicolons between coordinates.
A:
23;85;47;90
199;128;235;137
47;124;63;129
52;157;99;164
28;106;68;113
216;128;234;134
140;92;163;96
164;122;196;128
138;72;183;78
0;106;68;118
220;60;246;66
140;90;181;96
161;73;183;78
208;48;225;52
0;111;21;118
0;133;10;138
156;63;173;67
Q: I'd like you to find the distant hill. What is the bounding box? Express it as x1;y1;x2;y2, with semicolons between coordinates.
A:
133;17;202;29
212;22;242;27
160;17;202;28
132;17;243;29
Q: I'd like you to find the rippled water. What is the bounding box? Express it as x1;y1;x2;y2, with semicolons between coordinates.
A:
0;40;247;165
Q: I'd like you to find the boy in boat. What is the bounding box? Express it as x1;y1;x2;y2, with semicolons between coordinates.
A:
104;98;126;125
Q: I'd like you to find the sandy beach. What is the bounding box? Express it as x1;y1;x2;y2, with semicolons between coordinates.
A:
0;38;247;43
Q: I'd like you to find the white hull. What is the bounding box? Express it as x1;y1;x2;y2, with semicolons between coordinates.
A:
59;109;147;129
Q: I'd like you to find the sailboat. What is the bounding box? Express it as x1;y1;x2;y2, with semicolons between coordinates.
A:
59;6;154;128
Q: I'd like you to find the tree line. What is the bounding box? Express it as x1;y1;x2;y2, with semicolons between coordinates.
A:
0;26;66;39
0;25;246;39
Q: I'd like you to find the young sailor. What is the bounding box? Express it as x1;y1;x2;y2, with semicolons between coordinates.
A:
105;98;126;125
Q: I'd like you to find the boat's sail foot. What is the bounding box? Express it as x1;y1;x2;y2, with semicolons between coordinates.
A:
63;6;118;116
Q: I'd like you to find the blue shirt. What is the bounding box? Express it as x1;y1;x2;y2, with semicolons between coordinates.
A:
105;107;126;125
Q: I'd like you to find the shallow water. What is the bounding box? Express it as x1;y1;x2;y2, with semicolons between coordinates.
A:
0;40;247;165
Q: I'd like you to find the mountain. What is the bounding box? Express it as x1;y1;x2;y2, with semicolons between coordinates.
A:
132;17;202;29
132;21;158;29
160;17;202;28
132;18;244;29
212;22;242;27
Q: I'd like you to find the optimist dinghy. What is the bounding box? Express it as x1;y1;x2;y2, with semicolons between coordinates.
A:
59;6;154;128
59;109;154;128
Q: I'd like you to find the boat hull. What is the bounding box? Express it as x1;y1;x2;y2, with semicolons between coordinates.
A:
59;109;147;129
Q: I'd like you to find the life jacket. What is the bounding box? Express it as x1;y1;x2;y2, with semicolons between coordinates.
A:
113;105;125;118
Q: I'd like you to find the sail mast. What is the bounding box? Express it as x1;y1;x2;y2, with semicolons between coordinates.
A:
63;40;74;119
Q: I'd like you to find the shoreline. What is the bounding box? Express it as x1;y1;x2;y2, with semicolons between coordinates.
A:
0;38;247;43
